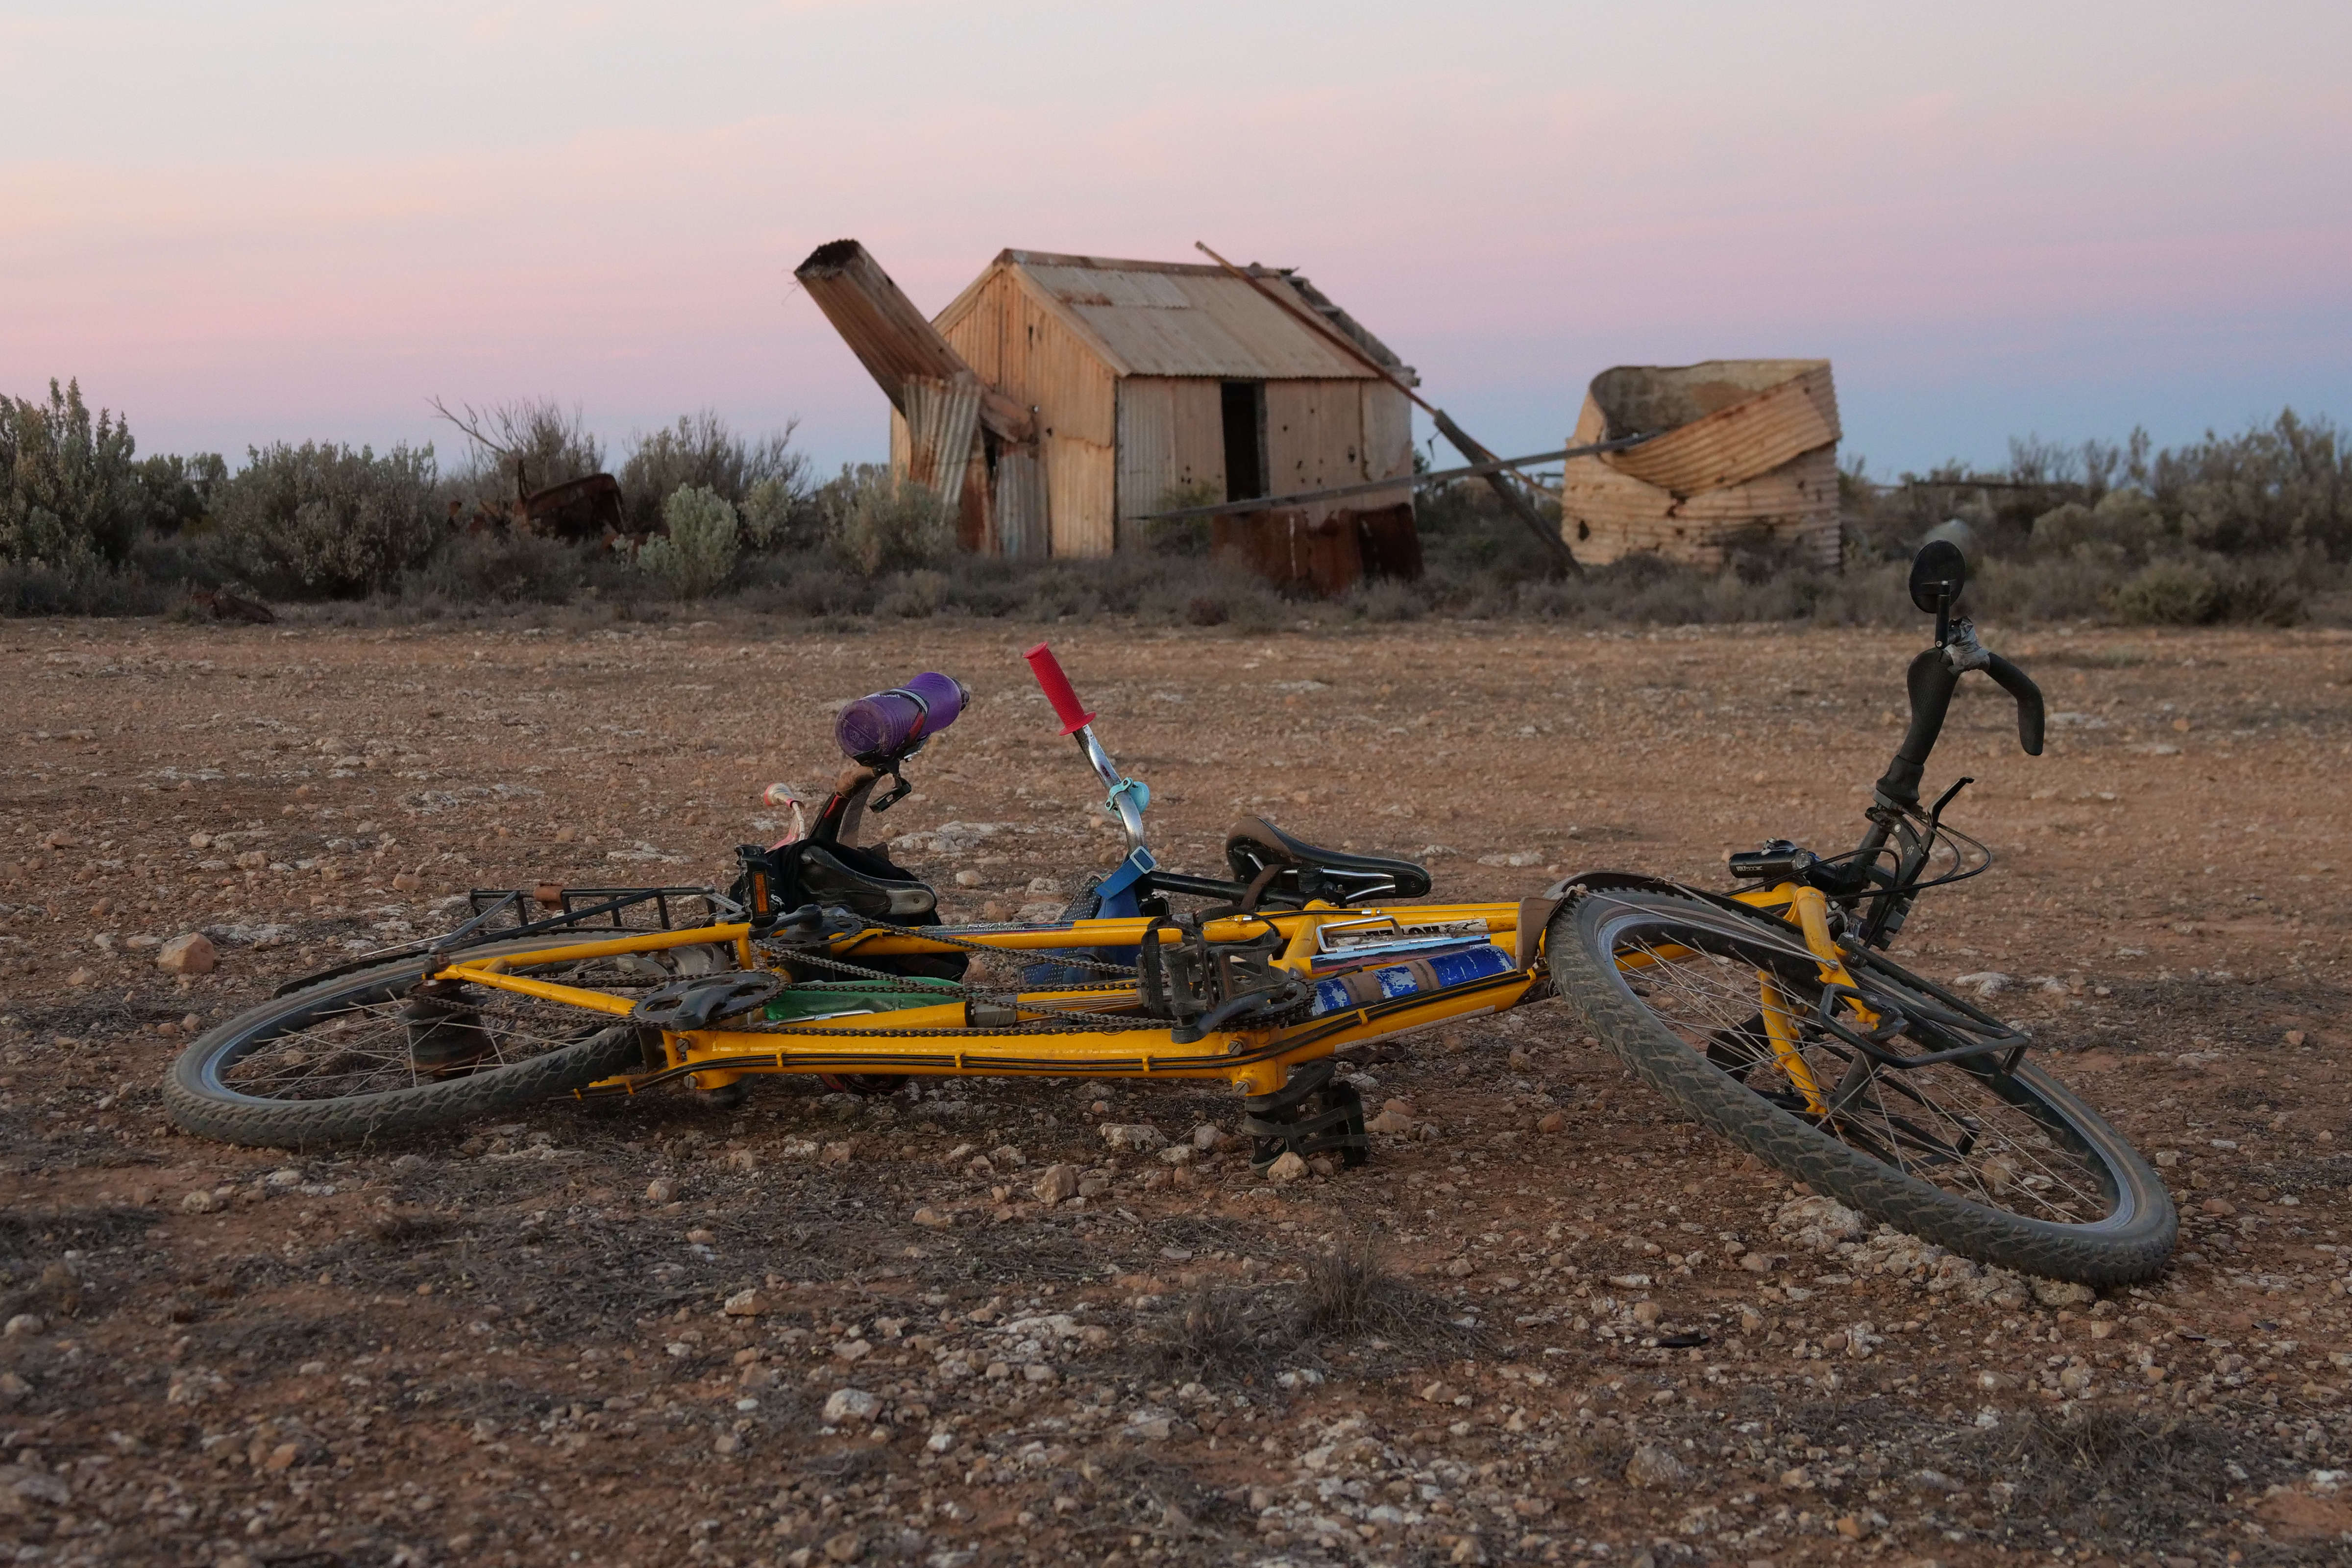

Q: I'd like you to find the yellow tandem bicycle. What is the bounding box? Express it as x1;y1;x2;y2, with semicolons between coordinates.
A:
164;533;2175;1285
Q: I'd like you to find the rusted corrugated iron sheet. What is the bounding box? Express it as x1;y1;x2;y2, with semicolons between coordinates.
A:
994;448;1048;561
1359;382;1415;502
1212;502;1421;596
1265;380;1362;520
1047;436;1116;558
1593;361;1839;495
903;375;983;512
1114;377;1225;537
996;253;1387;381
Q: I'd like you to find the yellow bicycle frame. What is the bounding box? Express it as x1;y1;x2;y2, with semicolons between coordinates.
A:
429;903;1539;1101
426;881;1862;1104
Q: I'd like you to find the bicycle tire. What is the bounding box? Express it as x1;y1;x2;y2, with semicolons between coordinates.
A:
162;937;660;1149
1548;887;2176;1286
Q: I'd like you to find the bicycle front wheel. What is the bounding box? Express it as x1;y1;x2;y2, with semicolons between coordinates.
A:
1549;887;2175;1286
162;937;679;1149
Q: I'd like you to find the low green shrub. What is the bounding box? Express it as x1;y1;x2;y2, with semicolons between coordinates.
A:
820;466;953;574
637;485;739;599
618;412;808;537
210;440;441;596
1;379;151;568
2108;559;2219;624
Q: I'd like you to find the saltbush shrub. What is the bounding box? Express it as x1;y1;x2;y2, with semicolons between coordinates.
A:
618;412;808;537
417;530;586;604
2108;559;2220;624
210;441;441;596
820;465;953;574
1;379;147;567
637;485;739;598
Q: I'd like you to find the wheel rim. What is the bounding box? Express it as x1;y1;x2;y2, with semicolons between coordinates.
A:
1597;906;2132;1232
197;952;678;1106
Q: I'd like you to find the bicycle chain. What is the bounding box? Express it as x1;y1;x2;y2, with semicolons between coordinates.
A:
425;911;1320;1041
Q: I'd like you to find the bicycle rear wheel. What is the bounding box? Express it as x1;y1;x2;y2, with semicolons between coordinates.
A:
1549;887;2175;1285
162;937;687;1149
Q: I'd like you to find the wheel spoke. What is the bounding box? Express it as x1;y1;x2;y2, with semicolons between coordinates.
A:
1609;920;2118;1228
217;959;646;1103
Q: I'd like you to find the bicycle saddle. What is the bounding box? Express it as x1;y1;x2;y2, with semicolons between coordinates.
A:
1223;817;1431;906
792;842;937;920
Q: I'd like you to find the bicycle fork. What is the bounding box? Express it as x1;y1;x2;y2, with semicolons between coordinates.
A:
1760;884;1885;1124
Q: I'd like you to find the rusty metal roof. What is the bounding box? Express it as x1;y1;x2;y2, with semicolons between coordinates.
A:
942;251;1416;383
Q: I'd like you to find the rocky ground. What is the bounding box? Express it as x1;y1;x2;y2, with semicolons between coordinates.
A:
1;612;2349;1568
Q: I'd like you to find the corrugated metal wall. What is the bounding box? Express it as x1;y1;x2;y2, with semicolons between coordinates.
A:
1114;377;1225;545
902;376;982;511
913;257;1405;556
1359;383;1415;509
937;269;1119;558
994;449;1048;560
1265;382;1366;523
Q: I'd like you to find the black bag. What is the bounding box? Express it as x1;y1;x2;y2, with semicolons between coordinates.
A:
734;839;967;981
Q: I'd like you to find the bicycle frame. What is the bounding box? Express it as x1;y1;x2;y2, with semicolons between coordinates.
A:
425;902;1543;1101
409;873;1876;1112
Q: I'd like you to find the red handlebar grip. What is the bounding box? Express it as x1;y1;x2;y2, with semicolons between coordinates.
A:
1023;642;1096;735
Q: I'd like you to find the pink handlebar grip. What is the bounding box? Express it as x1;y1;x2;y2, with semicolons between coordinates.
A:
1023;642;1096;735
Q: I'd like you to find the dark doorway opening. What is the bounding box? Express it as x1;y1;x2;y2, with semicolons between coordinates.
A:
1221;381;1266;503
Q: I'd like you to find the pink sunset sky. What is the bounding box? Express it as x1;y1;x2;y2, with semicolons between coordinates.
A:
4;0;2347;477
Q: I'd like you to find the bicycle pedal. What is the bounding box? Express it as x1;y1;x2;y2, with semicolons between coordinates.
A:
630;974;789;1032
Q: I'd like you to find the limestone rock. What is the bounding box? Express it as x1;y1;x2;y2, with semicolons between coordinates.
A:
1625;1444;1687;1488
157;932;217;976
821;1388;878;1425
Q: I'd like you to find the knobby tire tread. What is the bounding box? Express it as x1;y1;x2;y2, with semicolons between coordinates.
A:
1546;891;2177;1287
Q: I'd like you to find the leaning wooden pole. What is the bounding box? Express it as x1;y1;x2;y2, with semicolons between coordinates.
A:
1195;242;1580;574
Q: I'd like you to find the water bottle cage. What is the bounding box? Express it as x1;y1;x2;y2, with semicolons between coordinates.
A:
867;765;914;815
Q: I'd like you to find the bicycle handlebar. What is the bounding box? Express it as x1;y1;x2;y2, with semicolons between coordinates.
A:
1023;643;1097;735
1873;621;2043;809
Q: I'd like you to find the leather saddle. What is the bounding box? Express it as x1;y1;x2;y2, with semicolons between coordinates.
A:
1223;816;1431;907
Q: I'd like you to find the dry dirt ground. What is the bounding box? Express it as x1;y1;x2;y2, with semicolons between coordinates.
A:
1;614;2350;1568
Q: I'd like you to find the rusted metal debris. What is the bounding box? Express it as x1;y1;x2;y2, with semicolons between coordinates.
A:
1209;501;1421;598
448;462;628;545
1133;434;1654;524
186;586;274;624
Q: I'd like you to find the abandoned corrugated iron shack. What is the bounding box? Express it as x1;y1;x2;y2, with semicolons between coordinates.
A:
798;242;1419;561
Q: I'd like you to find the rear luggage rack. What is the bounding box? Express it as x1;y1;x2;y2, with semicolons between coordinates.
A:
270;884;741;997
463;884;734;934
